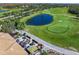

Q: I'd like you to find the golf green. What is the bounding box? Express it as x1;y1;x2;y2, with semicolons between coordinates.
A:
47;23;69;33
20;7;79;51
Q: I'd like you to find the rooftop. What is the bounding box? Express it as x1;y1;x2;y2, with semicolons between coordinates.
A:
0;32;28;55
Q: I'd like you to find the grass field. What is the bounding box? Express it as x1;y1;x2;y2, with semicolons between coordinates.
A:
20;7;79;52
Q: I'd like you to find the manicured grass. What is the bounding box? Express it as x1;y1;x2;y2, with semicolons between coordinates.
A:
47;23;69;33
20;7;79;52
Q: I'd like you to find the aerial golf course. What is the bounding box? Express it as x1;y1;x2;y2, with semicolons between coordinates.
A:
20;7;79;51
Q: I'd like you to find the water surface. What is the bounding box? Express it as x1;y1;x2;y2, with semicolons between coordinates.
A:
26;14;53;26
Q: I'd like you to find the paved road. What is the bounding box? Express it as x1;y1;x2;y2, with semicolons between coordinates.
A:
0;11;78;20
0;9;34;20
24;31;79;55
1;9;79;55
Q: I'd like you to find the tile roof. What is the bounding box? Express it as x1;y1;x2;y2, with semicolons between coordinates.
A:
0;32;28;55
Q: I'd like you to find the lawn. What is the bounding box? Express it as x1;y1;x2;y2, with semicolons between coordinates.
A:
20;7;79;52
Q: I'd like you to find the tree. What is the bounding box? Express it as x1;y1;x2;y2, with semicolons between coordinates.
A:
1;20;15;34
68;5;79;15
16;22;25;30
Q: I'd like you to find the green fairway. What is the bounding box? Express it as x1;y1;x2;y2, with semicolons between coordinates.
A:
47;23;69;33
20;7;79;52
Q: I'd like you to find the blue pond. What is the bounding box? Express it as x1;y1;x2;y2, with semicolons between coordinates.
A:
26;14;53;26
0;10;7;12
